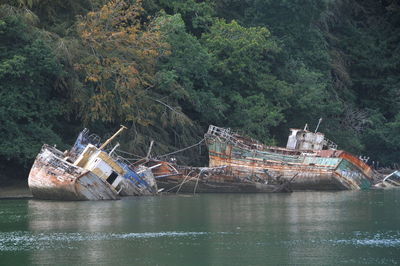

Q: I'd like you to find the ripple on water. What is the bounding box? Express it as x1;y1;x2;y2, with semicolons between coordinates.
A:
0;231;217;251
282;231;400;249
332;231;400;248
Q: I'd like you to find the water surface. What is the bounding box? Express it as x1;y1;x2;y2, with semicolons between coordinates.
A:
1;190;399;265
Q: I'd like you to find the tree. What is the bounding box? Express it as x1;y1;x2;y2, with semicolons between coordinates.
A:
0;7;65;168
154;12;222;127
143;0;215;36
74;0;170;125
73;0;200;161
201;19;290;142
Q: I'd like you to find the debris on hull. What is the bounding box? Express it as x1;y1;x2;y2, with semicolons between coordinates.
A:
156;178;291;193
149;162;293;194
373;170;400;189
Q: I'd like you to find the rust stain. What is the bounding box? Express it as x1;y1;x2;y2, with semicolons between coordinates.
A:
28;145;119;200
339;152;373;179
204;125;373;190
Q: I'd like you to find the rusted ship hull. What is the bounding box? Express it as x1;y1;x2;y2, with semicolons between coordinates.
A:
156;178;291;193
149;162;292;193
28;126;159;200
28;145;119;200
208;154;368;190
206;126;373;191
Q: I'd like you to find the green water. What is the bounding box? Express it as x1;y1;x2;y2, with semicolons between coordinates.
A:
1;191;400;265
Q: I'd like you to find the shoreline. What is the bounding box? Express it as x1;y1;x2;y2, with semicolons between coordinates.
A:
0;182;32;199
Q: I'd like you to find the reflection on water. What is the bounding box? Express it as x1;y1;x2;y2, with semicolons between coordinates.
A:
0;190;399;265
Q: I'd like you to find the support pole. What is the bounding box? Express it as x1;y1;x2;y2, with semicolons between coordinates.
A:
146;140;154;159
315;118;323;133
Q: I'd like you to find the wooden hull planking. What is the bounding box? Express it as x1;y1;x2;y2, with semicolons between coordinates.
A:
157;177;291;193
28;146;119;200
150;161;292;193
206;138;373;191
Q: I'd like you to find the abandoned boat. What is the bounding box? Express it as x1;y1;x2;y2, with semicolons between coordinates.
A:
148;160;293;193
28;126;158;200
373;170;400;189
205;125;374;191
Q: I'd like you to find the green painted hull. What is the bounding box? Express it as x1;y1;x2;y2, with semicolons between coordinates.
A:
207;138;372;191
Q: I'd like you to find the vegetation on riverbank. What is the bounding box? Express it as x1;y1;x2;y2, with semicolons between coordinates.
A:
1;0;399;181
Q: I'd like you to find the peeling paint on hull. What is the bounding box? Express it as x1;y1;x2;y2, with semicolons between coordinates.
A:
157;178;290;193
206;132;373;191
28;145;119;201
149;162;292;193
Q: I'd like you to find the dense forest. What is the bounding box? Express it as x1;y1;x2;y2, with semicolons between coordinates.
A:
0;0;399;182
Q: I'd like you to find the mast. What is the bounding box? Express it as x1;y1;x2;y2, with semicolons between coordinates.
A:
99;125;127;150
315;118;322;133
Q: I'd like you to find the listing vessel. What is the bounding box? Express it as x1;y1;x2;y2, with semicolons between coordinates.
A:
149;161;293;193
28;126;158;200
204;125;374;191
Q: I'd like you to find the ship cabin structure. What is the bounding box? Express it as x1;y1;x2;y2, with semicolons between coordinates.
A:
286;127;337;151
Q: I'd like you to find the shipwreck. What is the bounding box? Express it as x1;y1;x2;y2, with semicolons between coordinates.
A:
28;126;158;200
204;125;374;191
149;161;293;193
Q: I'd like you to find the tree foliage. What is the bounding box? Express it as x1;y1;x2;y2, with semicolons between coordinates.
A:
0;7;65;167
74;1;200;160
201;19;289;142
1;0;400;181
74;0;170;124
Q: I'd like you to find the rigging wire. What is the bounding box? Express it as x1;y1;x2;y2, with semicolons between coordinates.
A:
155;138;205;159
114;149;143;159
111;138;205;163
